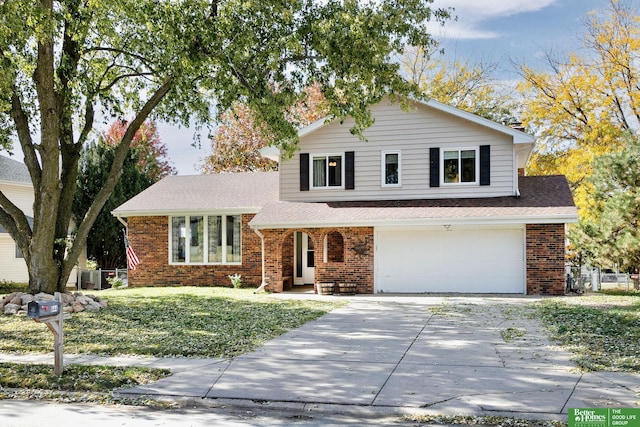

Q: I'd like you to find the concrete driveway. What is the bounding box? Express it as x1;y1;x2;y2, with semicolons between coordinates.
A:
118;295;639;421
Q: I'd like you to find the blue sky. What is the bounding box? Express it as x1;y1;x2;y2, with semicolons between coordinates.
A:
429;0;610;78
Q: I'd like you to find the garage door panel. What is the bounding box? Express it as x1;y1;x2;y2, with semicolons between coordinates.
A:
375;228;524;293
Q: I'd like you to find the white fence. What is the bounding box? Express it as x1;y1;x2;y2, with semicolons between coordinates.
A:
77;269;127;291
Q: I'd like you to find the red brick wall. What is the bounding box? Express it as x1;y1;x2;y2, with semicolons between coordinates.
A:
326;231;344;262
526;223;566;295
127;214;262;288
261;227;375;294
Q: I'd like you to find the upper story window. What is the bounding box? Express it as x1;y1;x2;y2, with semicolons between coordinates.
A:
381;151;401;187
442;148;478;184
312;154;343;188
170;214;241;264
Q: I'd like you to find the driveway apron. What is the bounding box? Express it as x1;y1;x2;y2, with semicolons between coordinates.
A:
120;297;639;418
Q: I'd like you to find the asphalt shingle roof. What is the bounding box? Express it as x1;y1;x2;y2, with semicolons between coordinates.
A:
112;172;279;216
249;175;577;228
0;155;31;184
111;171;577;226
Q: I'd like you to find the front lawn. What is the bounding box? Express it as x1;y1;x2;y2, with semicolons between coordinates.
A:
535;293;640;372
0;287;339;358
0;363;170;392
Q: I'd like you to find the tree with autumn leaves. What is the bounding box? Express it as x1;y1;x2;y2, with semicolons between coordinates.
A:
401;46;518;125
518;0;640;273
202;85;328;173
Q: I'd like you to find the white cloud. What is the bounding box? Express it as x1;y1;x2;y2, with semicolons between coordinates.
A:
433;0;557;19
430;0;559;40
427;21;500;40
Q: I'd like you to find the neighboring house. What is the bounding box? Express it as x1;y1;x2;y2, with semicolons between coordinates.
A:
113;98;578;295
0;155;34;283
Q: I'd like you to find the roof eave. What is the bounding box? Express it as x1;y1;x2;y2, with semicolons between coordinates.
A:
0;179;32;187
113;207;263;218
250;213;579;230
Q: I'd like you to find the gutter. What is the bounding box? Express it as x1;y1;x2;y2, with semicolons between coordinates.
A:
248;213;579;230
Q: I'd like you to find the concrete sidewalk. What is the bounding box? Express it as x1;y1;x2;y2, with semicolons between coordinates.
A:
3;296;639;423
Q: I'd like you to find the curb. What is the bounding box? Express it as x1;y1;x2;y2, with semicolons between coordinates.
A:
114;391;569;423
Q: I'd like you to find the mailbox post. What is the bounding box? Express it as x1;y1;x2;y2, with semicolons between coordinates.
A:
28;292;66;376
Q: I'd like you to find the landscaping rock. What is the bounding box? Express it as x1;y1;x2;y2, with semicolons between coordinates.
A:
85;303;101;311
4;303;20;315
34;292;54;301
1;292;107;316
61;293;75;304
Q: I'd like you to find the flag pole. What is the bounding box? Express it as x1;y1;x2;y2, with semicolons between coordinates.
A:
122;228;128;271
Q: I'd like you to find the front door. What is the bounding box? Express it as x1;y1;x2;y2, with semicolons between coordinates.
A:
294;232;315;285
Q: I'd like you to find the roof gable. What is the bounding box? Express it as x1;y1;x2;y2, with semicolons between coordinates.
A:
298;97;535;144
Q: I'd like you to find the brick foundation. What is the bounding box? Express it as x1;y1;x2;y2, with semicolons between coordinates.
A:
526;223;566;295
127;214;262;287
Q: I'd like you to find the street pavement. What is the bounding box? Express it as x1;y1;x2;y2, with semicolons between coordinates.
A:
0;295;638;426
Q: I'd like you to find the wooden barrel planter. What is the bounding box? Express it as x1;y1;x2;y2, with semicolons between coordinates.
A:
318;283;334;295
338;283;357;295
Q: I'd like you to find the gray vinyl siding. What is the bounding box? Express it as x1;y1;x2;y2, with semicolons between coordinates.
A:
280;100;516;202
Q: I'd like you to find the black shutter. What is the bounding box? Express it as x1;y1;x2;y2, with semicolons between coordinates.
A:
345;151;355;190
480;145;490;186
429;147;439;187
300;153;309;191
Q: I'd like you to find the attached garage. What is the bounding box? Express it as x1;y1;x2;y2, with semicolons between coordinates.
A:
374;225;526;293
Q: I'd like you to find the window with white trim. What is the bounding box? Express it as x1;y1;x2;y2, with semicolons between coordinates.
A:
381;151;401;186
170;215;241;264
312;154;343;188
442;148;478;184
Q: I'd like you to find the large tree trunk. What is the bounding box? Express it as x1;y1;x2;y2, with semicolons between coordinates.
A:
28;0;62;294
28;249;60;294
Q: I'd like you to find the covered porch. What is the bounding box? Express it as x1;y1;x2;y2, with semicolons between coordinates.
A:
256;227;374;294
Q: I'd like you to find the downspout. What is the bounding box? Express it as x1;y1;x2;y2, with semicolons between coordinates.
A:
253;228;267;293
115;215;128;228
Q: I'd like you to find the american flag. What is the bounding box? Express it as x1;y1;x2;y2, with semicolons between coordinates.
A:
124;233;140;270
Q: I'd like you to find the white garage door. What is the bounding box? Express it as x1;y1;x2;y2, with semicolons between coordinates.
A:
375;226;525;293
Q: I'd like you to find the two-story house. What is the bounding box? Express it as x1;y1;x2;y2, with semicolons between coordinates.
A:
0;155;34;283
113;98;578;295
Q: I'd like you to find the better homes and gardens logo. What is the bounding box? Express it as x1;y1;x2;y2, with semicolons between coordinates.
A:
569;408;640;427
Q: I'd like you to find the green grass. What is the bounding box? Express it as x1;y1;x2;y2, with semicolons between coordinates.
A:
535;294;640;372
501;327;526;343
598;288;640;297
0;363;169;392
0;286;340;358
